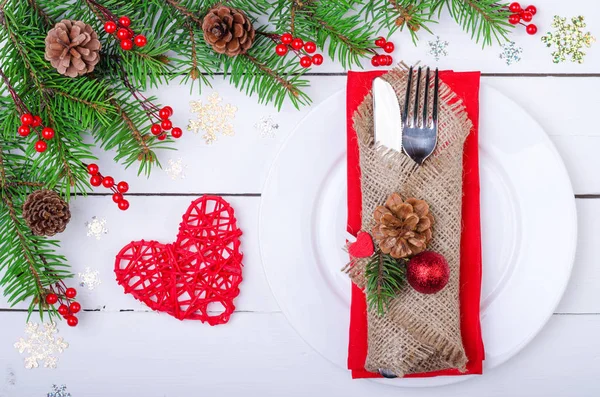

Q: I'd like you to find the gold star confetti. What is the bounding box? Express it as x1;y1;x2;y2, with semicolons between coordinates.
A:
188;92;238;144
541;16;595;64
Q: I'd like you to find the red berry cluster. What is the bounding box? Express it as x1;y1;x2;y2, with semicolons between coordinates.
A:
275;33;323;68
371;37;394;67
150;106;182;140
508;3;538;35
17;113;54;153
104;16;147;51
45;286;81;327
87;163;130;211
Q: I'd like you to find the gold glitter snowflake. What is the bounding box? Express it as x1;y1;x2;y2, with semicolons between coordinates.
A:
541;16;595;64
188;92;237;144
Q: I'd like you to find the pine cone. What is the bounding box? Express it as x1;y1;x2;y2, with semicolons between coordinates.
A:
371;193;434;259
202;6;255;56
45;20;101;78
22;189;71;236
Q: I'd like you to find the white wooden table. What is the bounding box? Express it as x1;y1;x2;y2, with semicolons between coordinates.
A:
2;2;600;396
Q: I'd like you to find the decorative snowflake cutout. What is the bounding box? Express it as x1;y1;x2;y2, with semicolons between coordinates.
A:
47;384;71;397
164;158;188;180
541;16;596;63
254;115;279;138
427;36;449;61
78;267;101;290
188;92;238;144
14;322;68;369
85;216;108;240
499;41;523;66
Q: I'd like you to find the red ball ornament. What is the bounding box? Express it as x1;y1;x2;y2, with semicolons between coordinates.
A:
102;176;114;188
41;127;55;140
90;175;102;187
66;316;78;327
119;16;131;28
120;39;133;51
18;125;30;137
69;302;81;314
304;41;317;53
134;35;147;47
171;127;183;139
525;5;537;15
275;44;288;56
65;287;77;299
509;2;522;13
291;38;304;50
57;304;69;316
151;124;162;135
312;53;323;66
161;119;173;130
406;251;450;294
45;293;58;305
116;28;129;40
508;14;520;24
87;163;99;175
300;56;312;68
112;192;124;203
104;21;117;34
35;141;47;153
118;199;130;211
371;55;380;67
526;24;537;35
383;42;395;53
32;115;42;127
521;11;533;22
281;33;293;44
117;181;129;193
375;36;386;47
21;113;34;125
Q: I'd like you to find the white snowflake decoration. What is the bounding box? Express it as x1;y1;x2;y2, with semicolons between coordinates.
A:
47;384;71;397
14;322;68;369
427;36;449;61
78;267;102;290
188;92;238;144
499;41;523;66
254;115;279;138
85;216;108;240
164;158;188;180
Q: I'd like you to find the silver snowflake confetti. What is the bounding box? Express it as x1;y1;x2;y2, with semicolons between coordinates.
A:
254;115;279;138
427;36;449;61
499;41;523;65
541;15;596;63
164;158;188;180
188;92;238;144
85;216;108;240
78;267;101;290
47;384;71;397
14;322;68;369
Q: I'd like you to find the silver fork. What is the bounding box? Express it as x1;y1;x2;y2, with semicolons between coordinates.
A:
401;66;439;165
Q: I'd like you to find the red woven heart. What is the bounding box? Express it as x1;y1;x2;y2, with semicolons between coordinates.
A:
114;196;243;325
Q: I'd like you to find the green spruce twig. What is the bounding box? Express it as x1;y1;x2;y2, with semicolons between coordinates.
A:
365;251;407;316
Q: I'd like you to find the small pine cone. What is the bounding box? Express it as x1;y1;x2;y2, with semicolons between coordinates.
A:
202;6;255;56
371;193;434;259
22;189;71;236
45;20;101;78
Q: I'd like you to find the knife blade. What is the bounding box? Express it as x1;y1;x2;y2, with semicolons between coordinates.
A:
372;77;402;153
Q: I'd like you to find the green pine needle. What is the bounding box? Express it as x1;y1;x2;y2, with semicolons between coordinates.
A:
365;251;407;316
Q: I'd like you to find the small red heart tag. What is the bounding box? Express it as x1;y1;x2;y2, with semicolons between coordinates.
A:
348;231;374;258
114;196;243;326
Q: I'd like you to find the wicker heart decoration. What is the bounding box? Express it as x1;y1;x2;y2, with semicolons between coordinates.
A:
114;196;243;326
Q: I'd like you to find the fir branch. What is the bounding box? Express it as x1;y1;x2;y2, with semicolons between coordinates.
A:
365;251;406;315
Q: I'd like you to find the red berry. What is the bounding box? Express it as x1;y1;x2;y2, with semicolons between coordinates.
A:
116;28;129;40
87;163;99;175
32;115;42;127
118;199;130;211
157;133;167;141
58;304;69;316
375;36;386;47
41;127;55;140
291;38;304;50
159;108;171;120
162;106;173;116
120;39;133;51
112;192;123;203
35;141;47;153
526;24;537;35
102;176;114;188
90;175;102;187
171;127;183;139
521;11;533;22
509;2;521;13
281;33;293;44
66;316;78;327
161;119;173;130
65;287;77;299
377;54;388;66
117;181;129;193
525;5;536;15
383;42;395;53
21;113;34;125
508;14;520;24
311;54;323;66
134;35;147;47
18;125;30;137
299;56;312;68
104;21;117;34
150;124;162;135
385;55;394;66
371;55;380;67
304;41;316;53
275;44;288;56
69;302;81;314
119;16;131;27
45;293;58;305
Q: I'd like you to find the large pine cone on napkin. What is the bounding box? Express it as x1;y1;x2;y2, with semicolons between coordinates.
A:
202;5;255;56
45;20;101;77
22;189;71;236
372;193;433;259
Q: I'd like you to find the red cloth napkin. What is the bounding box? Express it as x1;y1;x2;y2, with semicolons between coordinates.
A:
346;70;484;379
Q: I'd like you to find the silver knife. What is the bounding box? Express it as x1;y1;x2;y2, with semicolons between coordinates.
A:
372;77;402;153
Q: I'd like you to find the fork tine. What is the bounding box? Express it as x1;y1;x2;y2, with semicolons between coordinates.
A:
402;66;413;124
432;68;439;126
422;67;430;127
412;67;422;127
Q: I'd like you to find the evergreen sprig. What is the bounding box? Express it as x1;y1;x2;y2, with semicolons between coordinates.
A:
365;251;406;316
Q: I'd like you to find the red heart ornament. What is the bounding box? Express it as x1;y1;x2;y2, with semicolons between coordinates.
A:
114;196;243;325
348;231;374;258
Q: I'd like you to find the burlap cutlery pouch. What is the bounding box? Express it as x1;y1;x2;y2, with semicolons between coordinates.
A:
349;65;472;376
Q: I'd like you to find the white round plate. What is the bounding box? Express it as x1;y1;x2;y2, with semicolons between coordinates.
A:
259;85;576;387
